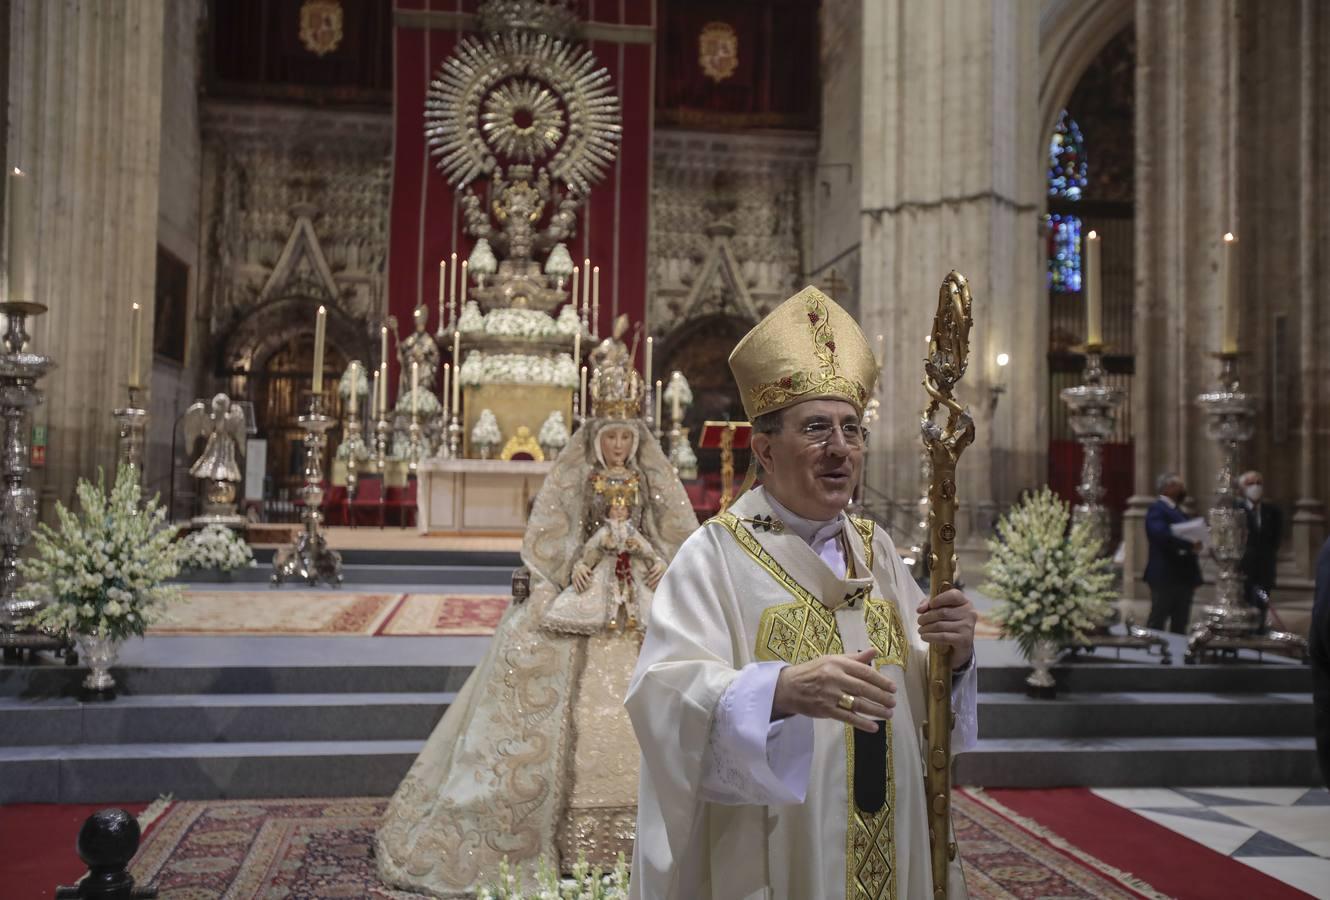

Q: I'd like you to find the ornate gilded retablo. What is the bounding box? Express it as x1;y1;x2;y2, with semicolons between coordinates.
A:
698;22;739;83
728;285;879;420
299;0;343;57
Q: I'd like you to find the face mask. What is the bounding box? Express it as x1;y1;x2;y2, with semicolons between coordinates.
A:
1245;484;1263;502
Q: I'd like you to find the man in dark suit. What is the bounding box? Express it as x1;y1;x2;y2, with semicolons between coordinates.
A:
1238;470;1282;631
1312;535;1330;788
1144;472;1203;634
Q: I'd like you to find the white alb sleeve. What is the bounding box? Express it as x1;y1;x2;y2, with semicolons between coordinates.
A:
700;660;815;806
950;655;978;754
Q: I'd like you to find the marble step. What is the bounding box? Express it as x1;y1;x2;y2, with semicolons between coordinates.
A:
978;691;1315;739
0;663;476;697
955;736;1320;787
179;562;514;587
0;739;424;804
977;660;1312;695
0;692;453;747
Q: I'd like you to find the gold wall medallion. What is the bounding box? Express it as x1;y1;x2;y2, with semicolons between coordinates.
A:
698;22;739;83
299;0;344;57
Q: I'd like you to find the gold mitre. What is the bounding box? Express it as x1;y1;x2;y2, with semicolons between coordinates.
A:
728;285;878;419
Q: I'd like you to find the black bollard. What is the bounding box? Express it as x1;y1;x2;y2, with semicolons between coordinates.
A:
54;808;158;899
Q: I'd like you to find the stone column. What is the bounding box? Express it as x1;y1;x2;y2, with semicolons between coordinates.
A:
857;0;1043;548
7;0;166;515
1123;0;1238;603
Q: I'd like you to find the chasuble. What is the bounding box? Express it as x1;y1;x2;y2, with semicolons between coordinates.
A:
626;486;975;900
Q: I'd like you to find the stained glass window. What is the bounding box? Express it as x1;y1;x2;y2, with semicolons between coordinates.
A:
1048;109;1087;200
1046;213;1082;293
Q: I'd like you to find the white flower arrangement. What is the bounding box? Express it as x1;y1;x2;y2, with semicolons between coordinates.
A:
982;487;1115;659
485;307;560;340
477;854;629;900
470;238;499;277
458;300;486;333
394;387;442;417
471;409;503;447
178;524;254;573
544;242;575;278
338;362;369;401
664;372;693;407
460;352;579;388
670;439;699;480
555;304;584;336
19;466;183;642
538;411;570;449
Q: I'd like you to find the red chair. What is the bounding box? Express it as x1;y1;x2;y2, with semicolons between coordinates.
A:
323;485;348;526
347;477;385;528
384;479;418;529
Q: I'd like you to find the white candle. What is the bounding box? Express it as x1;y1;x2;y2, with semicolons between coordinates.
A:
442;363;451;418
645;336;653;394
1222;232;1239;354
573;329;581;368
380;361;389;414
592;265;600;338
460;260;468;309
438;259;447;328
452;331;461;409
380;325;389;369
582;257;591;326
1085;230;1103;346
312;305;327;394
411;361;420;415
655;379;663;426
129;302;143;390
671;375;682;423
370;369;380;420
875;333;885;368
580;365;588;416
571;265;580;320
349;362;359;414
6;168;32;303
449;251;459;325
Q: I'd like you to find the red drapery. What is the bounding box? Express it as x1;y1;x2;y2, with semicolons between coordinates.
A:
389;1;655;389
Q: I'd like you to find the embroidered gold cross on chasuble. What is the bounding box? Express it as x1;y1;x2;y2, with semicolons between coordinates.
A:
710;512;909;900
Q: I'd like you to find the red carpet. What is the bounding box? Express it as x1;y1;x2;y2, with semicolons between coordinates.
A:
980;787;1315;900
0;802;149;899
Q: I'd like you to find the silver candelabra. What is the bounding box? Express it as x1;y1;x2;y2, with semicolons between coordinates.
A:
341;403;369;500
272;394;343;586
113;388;147;490
1187;352;1307;663
1060;344;1171;663
0;301;66;658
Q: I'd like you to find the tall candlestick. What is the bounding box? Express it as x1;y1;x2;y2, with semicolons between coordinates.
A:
1222;232;1239;354
129;302;143;390
349;362;360;412
580;365;588;416
370;369;380;420
452;331;461;410
1085;230;1103;346
582;257;591;326
645;336;653;392
438;259;447;328
380;361;389;413
655;379;663;427
6;168;33;303
411;361;420;415
571;265;580;318
449;252;459;325
312;305;327;394
442;363;451;417
592;265;600;338
460;260;468;309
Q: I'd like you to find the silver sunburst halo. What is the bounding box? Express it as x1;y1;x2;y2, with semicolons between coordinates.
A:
424;31;622;195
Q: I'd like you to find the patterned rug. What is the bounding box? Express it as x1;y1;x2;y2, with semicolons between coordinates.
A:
378;593;510;636
150;592;404;636
126;792;1163;898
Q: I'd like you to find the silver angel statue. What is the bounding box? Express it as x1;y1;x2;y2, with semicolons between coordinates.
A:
185;393;246;526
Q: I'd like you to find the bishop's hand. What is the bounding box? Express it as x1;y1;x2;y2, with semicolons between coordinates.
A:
771;648;896;733
916;588;977;669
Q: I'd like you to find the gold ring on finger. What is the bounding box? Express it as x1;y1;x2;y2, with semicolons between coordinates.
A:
837;692;856;712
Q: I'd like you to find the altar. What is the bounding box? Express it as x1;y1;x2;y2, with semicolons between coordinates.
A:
416;458;554;536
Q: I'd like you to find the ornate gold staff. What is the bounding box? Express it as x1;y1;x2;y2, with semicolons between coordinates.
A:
921;271;975;899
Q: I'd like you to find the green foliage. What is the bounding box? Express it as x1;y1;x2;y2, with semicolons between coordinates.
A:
981;487;1115;659
19;466;182;642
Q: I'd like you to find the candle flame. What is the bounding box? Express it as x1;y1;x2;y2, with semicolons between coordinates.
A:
1224;232;1236;242
1087;230;1098;239
11;167;22;176
318;305;325;314
132;302;140;311
593;265;600;273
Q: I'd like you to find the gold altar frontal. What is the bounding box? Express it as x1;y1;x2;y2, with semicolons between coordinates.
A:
463;384;572;458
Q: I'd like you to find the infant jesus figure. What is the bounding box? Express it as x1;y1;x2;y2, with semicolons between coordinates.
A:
570;494;666;632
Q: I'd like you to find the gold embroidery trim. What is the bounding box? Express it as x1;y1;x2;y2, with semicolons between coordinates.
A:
709;512;903;899
747;291;870;413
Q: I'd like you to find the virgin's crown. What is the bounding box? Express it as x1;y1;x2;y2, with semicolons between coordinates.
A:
590;358;645;421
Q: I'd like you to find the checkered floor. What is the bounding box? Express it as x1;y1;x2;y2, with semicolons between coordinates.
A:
1095;787;1330;899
